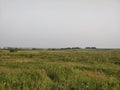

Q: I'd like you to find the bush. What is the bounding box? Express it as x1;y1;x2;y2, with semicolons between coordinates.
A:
9;48;18;52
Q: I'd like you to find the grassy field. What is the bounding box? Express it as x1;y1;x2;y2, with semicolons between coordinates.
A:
0;49;120;90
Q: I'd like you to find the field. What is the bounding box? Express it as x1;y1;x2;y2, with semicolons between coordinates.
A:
0;49;120;90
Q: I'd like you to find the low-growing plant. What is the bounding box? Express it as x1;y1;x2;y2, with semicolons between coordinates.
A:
0;49;120;90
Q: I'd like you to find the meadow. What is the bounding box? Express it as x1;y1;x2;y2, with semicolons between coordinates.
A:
0;49;120;90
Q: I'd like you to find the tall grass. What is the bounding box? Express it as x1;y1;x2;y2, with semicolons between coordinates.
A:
0;49;120;90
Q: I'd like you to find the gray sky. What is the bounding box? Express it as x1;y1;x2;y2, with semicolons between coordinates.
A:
0;0;120;48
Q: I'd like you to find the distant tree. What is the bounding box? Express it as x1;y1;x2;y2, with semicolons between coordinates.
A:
32;48;37;50
91;47;96;49
60;47;81;50
65;47;71;50
85;47;91;49
9;48;18;52
72;47;81;49
85;47;96;49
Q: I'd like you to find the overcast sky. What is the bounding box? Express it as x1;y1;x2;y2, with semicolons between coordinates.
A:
0;0;120;48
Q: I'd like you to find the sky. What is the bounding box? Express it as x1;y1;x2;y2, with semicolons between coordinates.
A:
0;0;120;48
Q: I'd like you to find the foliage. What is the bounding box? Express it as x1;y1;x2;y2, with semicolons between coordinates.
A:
9;48;18;52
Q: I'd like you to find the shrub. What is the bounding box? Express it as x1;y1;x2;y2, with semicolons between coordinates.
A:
9;48;18;52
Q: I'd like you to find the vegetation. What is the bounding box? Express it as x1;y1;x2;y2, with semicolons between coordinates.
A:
9;48;18;52
85;47;96;49
0;49;120;90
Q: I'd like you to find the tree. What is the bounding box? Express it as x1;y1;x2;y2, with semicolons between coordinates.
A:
9;48;18;52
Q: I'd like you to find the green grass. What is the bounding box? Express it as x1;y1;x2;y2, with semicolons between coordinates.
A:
0;49;120;90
